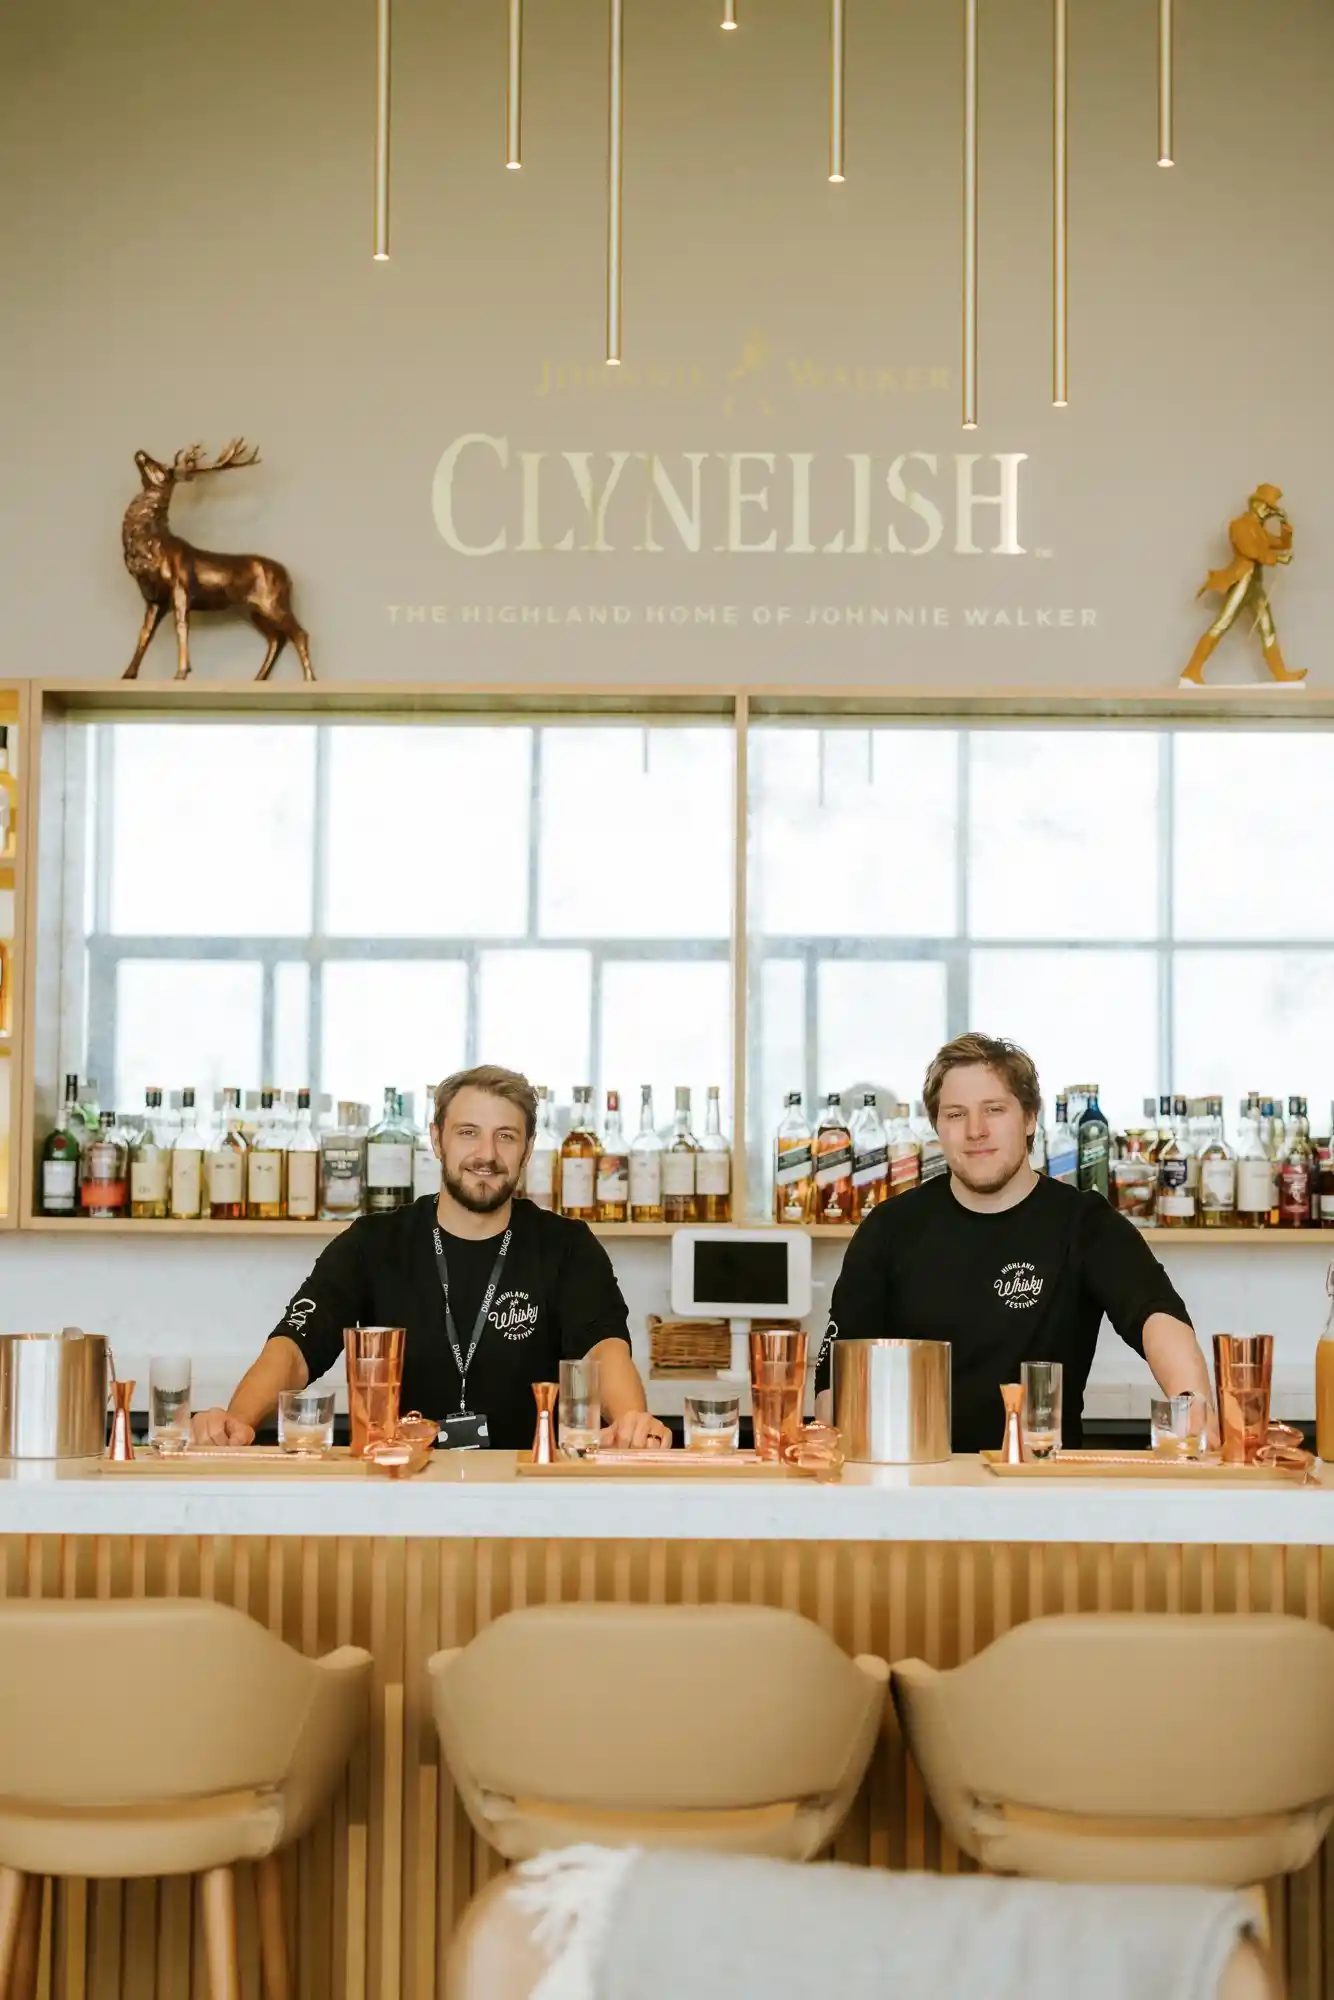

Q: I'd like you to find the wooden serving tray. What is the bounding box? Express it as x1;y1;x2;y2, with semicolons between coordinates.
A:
518;1449;814;1479
980;1449;1313;1484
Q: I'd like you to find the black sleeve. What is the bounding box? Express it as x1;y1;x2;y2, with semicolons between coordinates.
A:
552;1223;632;1360
1078;1199;1193;1356
815;1211;894;1394
266;1225;372;1386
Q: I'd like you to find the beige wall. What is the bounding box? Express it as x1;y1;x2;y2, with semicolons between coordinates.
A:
3;0;1331;689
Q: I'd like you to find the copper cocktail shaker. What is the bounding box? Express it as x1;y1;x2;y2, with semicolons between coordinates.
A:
1213;1334;1273;1465
343;1326;405;1458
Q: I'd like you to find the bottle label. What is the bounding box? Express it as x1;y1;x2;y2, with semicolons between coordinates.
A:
207;1152;245;1202
249;1154;283;1202
1237;1160;1273;1212
366;1142;411;1189
775;1142;813;1186
1280;1164;1312;1218
852;1146;889;1189
130;1157;168;1202
920;1144;949;1183
629;1153;662;1207
814;1143;853;1186
412;1144;440;1201
661;1152;696;1197
890;1147;921;1194
170;1151;202;1217
525;1148;556;1198
287;1152;318;1218
42;1160;77;1207
322;1142;362;1195
81;1179;126;1210
596;1155;629;1204
1320;1194;1334;1224
696;1150;731;1197
1199;1159;1236;1209
1158;1192;1195;1218
561;1157;596;1210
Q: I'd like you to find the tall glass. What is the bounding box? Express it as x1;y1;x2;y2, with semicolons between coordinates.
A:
558;1358;602;1458
1020;1360;1063;1459
1213;1334;1273;1465
343;1326;405;1458
749;1330;808;1463
148;1355;192;1454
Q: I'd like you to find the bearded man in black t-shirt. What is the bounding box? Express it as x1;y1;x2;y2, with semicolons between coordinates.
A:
815;1034;1215;1453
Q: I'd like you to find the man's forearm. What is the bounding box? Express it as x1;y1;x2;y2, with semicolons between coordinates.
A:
228;1338;309;1430
589;1338;649;1420
1142;1313;1213;1406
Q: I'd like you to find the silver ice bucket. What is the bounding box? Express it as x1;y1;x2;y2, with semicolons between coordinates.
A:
0;1331;111;1460
832;1338;952;1464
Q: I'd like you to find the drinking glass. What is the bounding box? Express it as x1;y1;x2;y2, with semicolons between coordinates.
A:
1020;1361;1063;1459
1213;1334;1273;1465
1149;1392;1207;1459
559;1358;602;1458
683;1392;741;1453
149;1355;192;1454
278;1389;336;1455
749;1330;808;1464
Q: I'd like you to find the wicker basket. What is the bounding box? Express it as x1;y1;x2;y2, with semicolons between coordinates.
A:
647;1315;731;1374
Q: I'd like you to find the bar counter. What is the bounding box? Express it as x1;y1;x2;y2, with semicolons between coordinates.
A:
5;1455;1334;2000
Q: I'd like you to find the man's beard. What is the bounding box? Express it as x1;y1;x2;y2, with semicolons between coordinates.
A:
949;1148;1029;1197
442;1160;520;1214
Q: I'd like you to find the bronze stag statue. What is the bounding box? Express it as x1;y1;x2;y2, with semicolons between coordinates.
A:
121;440;315;681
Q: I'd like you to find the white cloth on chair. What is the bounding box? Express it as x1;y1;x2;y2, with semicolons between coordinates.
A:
510;1844;1258;2000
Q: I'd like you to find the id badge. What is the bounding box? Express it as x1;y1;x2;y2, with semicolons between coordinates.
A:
440;1410;490;1452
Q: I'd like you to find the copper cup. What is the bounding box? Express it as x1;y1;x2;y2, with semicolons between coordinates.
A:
1213;1334;1273;1466
749;1330;808;1464
343;1326;405;1459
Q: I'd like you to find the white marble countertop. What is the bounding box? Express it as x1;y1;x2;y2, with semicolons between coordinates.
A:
2;1451;1333;1544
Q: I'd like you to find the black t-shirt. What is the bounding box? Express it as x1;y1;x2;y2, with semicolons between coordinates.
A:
268;1195;631;1449
815;1174;1191;1452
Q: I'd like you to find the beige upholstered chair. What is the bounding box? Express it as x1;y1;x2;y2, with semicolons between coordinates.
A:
893;1613;1334;1888
428;1603;888;1862
443;1868;1278;2000
0;1599;371;2000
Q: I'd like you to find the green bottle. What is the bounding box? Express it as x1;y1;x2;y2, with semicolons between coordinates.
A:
1076;1084;1110;1199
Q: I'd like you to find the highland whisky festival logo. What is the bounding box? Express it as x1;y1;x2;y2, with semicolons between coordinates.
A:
993;1262;1044;1311
490;1289;539;1341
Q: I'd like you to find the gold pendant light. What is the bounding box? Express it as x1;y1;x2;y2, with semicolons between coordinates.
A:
1158;0;1174;164
962;0;978;427
507;0;523;168
1052;0;1068;405
606;0;624;363
829;0;846;181
373;0;391;259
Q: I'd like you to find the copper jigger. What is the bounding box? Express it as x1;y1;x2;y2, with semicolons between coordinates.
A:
999;1383;1028;1464
749;1329;808;1464
109;1379;136;1462
1213;1334;1273;1466
531;1382;558;1464
343;1326;405;1459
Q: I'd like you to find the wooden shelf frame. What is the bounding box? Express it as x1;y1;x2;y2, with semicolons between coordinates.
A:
18;677;1334;1243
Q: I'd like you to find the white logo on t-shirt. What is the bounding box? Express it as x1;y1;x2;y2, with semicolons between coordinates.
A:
490;1290;539;1341
286;1296;318;1333
994;1261;1043;1310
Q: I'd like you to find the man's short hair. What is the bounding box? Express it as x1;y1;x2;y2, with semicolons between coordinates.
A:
922;1034;1041;1129
432;1066;538;1143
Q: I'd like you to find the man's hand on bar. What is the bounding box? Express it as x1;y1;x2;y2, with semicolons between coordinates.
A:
601;1411;673;1450
191;1407;257;1446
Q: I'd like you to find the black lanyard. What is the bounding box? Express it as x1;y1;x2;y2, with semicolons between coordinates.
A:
430;1226;512;1413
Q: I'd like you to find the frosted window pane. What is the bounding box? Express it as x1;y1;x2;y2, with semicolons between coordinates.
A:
969;731;1158;941
750;728;957;937
273;962;310;1091
323;727;530;938
600;961;732;1128
114;961;262;1113
816;960;947;1112
477;950;592;1099
969;949;1156;1133
1175;734;1334;941
1173;952;1334;1133
108;726;315;936
750;958;806;1194
321;961;467;1111
538;729;732;939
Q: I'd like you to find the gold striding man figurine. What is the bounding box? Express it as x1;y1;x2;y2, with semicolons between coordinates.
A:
1182;483;1301;685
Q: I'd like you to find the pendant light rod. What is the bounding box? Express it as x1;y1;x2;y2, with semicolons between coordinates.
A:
507;0;523;167
962;0;978;427
1052;0;1068;406
1158;0;1173;164
606;0;624;363
829;0;845;181
373;0;392;259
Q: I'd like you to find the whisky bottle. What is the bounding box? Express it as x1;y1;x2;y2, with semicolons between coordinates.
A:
696;1084;731;1222
82;1111;128;1219
812;1092;855;1225
364;1087;413;1212
849;1093;888;1218
130;1087;170;1219
320;1102;366;1220
1076;1086;1110;1199
412;1085;441;1201
525;1086;560;1211
560;1086;600;1221
915;1100;947;1184
628;1086;664;1221
1046;1095;1078;1185
1279;1095;1317;1228
207;1088;249;1220
774;1090;814;1223
888;1103;922;1199
0;725;16;863
247;1088;288;1220
1197;1097;1236;1227
1320;1103;1334;1227
41;1073;82;1215
286;1088;320;1220
169;1087;205;1219
662;1087;701;1224
1155;1096;1195;1229
1235;1095;1270;1228
596;1090;630;1223
1259;1097;1284;1225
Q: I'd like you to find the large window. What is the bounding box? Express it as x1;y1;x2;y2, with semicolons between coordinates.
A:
71;720;735;1126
